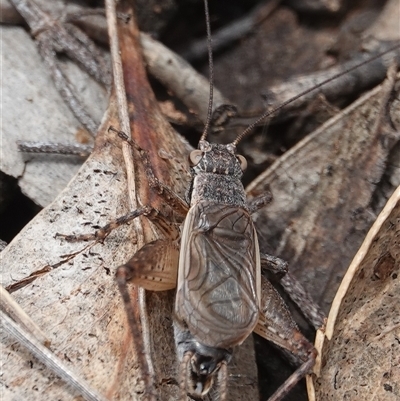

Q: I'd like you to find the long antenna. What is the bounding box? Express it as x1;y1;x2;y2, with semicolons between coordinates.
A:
199;0;214;143
231;42;400;147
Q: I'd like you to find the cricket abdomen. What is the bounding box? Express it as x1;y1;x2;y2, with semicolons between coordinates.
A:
175;200;261;349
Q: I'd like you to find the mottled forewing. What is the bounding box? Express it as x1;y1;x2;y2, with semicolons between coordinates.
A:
175;201;260;348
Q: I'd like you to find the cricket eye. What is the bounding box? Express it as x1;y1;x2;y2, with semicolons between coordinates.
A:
189;150;203;166
237;155;247;171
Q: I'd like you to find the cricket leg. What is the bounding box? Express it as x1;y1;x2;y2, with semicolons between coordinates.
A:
247;192;273;214
111;127;190;218
254;276;317;401
56;203;181;249
260;253;288;278
260;253;325;330
117;238;179;292
116;238;179;400
56;205;154;242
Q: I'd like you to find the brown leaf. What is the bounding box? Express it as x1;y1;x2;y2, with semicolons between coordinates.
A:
312;185;400;400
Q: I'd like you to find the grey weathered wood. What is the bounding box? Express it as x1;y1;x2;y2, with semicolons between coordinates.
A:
1;23;107;207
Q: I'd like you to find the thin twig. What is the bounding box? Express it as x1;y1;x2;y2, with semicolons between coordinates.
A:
10;0;110;136
374;322;400;341
141;33;230;125
0;286;49;346
181;0;281;62
105;0;155;395
0;310;109;401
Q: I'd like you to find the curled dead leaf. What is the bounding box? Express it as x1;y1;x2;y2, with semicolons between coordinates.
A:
310;185;400;400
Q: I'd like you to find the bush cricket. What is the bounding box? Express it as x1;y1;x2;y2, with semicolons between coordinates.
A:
7;1;399;400
57;1;330;400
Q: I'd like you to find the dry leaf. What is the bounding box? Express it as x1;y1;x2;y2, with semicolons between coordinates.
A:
246;70;400;399
312;185;400;400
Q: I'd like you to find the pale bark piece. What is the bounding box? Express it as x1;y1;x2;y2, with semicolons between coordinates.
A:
0;0;84;25
312;185;400;400
1;104;140;401
141;33;230;124
1;24;107;207
246;75;400;314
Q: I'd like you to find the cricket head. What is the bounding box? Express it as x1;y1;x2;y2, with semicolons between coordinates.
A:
189;140;247;179
186;344;231;397
175;323;232;398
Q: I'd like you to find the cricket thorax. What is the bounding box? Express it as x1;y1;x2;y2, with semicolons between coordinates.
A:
189;141;247;207
191;173;247;207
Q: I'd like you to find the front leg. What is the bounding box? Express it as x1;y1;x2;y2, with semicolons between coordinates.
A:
111;127;190;218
